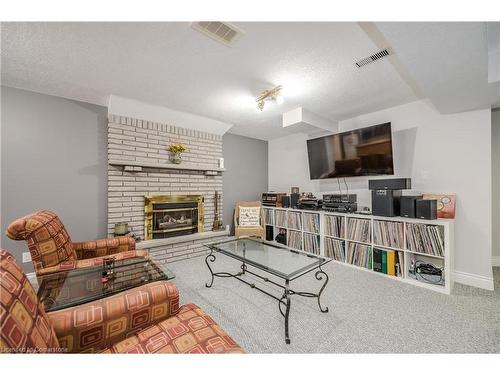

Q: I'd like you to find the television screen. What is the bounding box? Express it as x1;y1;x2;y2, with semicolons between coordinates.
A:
306;122;394;179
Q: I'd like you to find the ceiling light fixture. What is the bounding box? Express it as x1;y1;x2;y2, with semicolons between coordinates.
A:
256;85;284;111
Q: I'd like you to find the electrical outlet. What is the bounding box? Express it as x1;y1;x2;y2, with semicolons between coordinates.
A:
22;252;32;263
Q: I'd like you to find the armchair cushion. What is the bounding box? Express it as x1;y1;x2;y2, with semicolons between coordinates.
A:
6;210;76;272
0;249;61;353
48;280;179;353
73;237;136;260
100;303;244;354
36;250;149;276
238;206;261;227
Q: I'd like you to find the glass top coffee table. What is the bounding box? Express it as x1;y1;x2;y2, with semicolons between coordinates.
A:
37;257;175;312
204;238;332;344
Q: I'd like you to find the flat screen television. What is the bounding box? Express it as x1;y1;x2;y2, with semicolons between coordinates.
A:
306;122;394;179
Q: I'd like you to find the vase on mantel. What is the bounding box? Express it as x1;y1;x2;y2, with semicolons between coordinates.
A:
170;152;182;164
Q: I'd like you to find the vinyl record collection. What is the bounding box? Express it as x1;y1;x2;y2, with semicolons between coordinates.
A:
275;210;287;228
264;208;274;226
325;237;345;261
303;213;320;234
287;230;302;250
287;211;302;230
373;220;404;249
325;214;344;238
346;218;371;243
303;233;320;254
346;242;372;269
405;223;444;257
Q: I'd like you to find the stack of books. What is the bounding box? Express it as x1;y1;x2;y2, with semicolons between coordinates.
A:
373;248;405;277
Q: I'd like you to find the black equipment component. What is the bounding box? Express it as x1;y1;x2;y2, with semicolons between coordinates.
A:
262;192;286;207
416;199;438;220
265;225;274;241
322;194;357;203
409;260;443;284
369;178;411;217
282;195;290;208
371;189;401;217
368;178;411;190
290;193;300;209
400;195;423;218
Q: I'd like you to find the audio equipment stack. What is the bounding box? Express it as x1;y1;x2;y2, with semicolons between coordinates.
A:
368;178;411;217
322;194;358;213
262;192;287;207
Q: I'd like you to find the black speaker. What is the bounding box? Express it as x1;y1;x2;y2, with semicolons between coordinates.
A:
400;195;422;218
282;195;290;208
368;178;411;190
416;199;437;220
290;193;299;209
265;225;274;241
371;189;402;217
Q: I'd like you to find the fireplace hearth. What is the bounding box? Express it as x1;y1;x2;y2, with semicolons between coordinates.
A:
144;195;204;240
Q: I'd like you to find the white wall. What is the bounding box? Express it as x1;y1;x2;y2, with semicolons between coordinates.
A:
269;100;493;289
492;109;500;266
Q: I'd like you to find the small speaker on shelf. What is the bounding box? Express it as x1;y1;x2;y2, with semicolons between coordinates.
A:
290;193;299;209
371;189;401;217
400;195;422;218
265;225;274;241
416;199;437;220
282;195;290;208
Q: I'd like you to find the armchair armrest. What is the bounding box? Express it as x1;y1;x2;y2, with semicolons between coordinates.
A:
47;280;180;353
73;236;136;260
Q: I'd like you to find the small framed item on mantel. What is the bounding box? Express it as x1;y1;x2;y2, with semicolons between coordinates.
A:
422;193;456;219
291;186;299;194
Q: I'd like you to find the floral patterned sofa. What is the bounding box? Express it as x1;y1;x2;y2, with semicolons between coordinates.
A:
0;249;244;354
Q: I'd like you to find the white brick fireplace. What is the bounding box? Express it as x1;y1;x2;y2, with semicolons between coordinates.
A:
107;113;228;264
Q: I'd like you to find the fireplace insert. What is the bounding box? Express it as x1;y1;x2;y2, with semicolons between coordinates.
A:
144;195;204;240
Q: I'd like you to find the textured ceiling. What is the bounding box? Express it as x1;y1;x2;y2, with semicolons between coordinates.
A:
375;22;500;113
1;22;418;140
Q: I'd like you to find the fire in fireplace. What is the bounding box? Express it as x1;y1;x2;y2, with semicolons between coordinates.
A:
144;195;204;240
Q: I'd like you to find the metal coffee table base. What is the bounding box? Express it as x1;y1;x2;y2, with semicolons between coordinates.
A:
205;249;329;344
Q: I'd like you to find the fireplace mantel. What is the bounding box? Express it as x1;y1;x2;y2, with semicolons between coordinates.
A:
109;159;225;175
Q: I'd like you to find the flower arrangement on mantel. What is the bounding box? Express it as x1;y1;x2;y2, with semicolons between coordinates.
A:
168;143;187;164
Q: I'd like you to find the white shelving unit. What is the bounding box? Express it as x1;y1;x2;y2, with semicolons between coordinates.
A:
263;206;454;294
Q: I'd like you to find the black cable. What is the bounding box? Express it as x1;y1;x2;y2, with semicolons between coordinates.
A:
412;260;443;284
337;177;343;199
343;177;349;200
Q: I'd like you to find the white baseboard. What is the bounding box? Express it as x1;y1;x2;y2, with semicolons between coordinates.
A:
492;256;500;267
453;270;494;291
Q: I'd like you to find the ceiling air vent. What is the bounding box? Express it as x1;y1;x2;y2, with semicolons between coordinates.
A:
355;48;392;68
191;22;243;47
